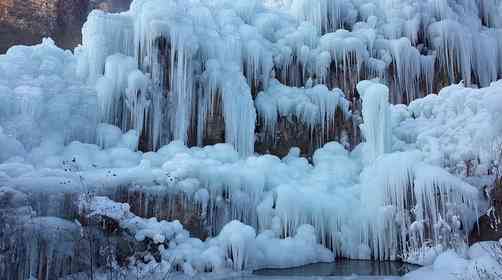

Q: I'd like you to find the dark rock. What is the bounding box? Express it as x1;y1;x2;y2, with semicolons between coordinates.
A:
470;184;502;244
116;237;134;265
91;0;131;12
0;0;132;53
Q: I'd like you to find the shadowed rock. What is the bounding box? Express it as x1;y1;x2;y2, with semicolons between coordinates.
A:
470;183;502;243
0;0;132;52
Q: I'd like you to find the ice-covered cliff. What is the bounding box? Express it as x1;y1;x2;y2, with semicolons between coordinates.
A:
1;0;502;279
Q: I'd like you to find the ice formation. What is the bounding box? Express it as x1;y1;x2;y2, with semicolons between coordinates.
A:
357;80;391;162
78;195;333;273
405;241;502;280
78;3;262;156
72;0;502;154
2;0;502;279
0;126;483;269
255;79;350;145
0;39;97;149
394;80;502;176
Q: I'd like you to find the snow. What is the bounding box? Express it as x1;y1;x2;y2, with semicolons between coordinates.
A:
215;220;257;270
405;241;502;280
0;39;97;150
393;81;502;176
255;224;334;269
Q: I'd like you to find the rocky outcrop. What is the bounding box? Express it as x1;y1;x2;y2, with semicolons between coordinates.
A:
0;0;132;52
470;183;502;243
91;0;131;12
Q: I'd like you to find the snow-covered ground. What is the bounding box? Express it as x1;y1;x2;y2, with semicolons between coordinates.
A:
1;0;502;279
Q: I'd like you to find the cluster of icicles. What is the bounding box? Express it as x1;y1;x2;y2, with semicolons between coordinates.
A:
75;0;502;157
0;76;479;276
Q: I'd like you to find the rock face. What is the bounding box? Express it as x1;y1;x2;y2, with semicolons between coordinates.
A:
470;184;502;243
92;0;131;12
0;0;132;52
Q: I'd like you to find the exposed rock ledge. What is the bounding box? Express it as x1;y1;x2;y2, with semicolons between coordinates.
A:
0;0;131;52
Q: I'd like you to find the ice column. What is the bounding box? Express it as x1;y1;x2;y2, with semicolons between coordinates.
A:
221;72;257;158
357;80;392;163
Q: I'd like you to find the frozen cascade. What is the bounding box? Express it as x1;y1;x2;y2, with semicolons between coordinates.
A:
76;195;334;273
78;10;134;84
74;0;502;155
0;137;482;275
96;54;136;126
196;59;220;147
165;26;197;145
358;80;392;163
317;29;369;91
124;70;150;135
79;0;263;155
387;38;436;104
359;151;479;261
3;0;502;278
428;20;473;86
0;39;97;149
289;0;357;33
221;72;257;157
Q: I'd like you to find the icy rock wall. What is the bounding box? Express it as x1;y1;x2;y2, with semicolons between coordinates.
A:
75;0;502;157
393;80;502;177
78;195;334;274
0;136;480;263
358;151;479;260
0;187;84;280
1;185;335;279
2;0;501;277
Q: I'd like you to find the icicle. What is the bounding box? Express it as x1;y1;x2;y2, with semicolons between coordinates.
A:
221;72;256;157
168;27;198;144
413;163;479;250
124;70;150;136
428;20;473;85
359;151;478;260
238;21;275;90
96;54;136;126
357;80;392;163
365;58;388;81
308;86;350;143
79;10;134;84
197;59;221;147
387;38;422;103
472;30;499;87
420;55;436;96
318;29;369;91
289;0;354;33
255;79;350;145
